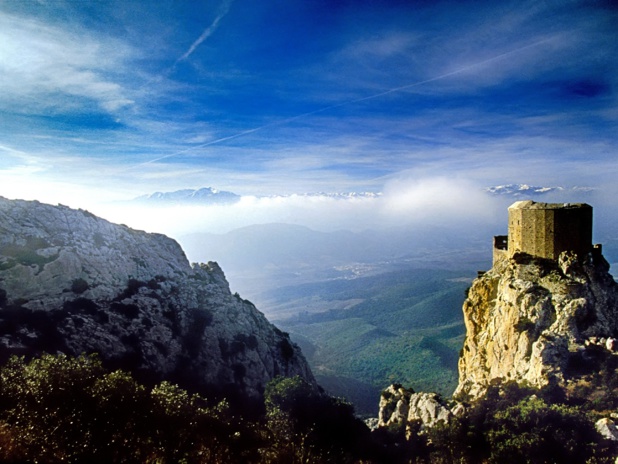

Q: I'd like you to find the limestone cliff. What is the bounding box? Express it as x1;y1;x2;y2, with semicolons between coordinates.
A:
377;385;453;433
455;249;618;400
0;197;315;398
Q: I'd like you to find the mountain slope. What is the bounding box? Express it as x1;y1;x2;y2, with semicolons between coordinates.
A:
0;197;314;398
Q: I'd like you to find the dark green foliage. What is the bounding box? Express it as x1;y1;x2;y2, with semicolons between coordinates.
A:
162;302;181;336
566;344;608;378
233;363;246;383
146;278;161;290
227;334;260;358
262;376;376;463
235;333;259;350
63;297;109;323
0;354;256;463
362;380;618;463
63;296;98;313
563;352;618;412
408;382;617;464
418;335;460;368
0;305;68;356
0;355;387;463
115;278;147;301
140;315;153;329
0;354;616;463
278;338;295;361
111;302;140;319
182;308;213;356
219;337;230;359
485;396;600;464
70;277;89;294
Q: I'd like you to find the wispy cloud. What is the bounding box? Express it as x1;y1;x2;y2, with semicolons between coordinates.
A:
0;12;134;115
0;0;615;222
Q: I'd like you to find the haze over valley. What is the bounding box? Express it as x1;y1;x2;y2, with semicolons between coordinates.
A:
94;184;618;414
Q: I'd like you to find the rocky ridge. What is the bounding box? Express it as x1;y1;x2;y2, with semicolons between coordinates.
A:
455;249;618;400
0;197;314;398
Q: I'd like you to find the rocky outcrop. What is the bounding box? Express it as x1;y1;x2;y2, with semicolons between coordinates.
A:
378;385;452;432
0;197;315;398
455;250;618;400
596;418;618;441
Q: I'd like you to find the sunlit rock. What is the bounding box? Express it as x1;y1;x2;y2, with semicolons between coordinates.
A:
0;197;315;398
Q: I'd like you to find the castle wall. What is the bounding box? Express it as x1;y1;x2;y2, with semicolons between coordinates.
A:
493;235;508;265
506;201;592;260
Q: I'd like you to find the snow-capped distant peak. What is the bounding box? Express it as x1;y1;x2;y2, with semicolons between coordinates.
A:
283;192;382;199
134;188;383;204
485;184;594;197
485;184;562;196
135;187;240;204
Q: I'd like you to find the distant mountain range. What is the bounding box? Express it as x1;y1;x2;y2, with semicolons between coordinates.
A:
134;187;240;204
133;188;381;204
134;185;592;205
484;184;594;197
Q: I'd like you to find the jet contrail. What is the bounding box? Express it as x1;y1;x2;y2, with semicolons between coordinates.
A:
131;36;555;169
175;0;233;65
138;0;233;90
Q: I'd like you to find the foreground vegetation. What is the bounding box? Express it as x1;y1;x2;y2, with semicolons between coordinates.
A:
0;354;374;463
1;354;617;463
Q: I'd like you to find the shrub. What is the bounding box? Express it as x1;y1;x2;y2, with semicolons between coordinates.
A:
71;278;89;294
262;376;375;463
486;396;601;464
0;354;255;463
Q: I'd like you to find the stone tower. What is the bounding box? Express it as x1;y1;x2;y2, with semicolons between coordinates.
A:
493;200;593;265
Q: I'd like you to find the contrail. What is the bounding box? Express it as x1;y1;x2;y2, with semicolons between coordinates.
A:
138;0;233;90
175;0;233;65
131;36;555;169
322;36;556;109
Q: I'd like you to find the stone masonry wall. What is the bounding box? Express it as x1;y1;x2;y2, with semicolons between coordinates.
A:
507;201;592;260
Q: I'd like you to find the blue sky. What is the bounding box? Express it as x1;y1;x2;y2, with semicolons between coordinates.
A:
0;0;617;234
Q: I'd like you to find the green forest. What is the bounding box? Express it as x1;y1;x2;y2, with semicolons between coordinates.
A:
273;268;471;415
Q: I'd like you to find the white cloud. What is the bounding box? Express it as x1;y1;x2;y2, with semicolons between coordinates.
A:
0;12;134;114
380;176;500;224
84;175;505;240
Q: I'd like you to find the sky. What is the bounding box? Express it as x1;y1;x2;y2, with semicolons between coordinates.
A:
0;0;617;236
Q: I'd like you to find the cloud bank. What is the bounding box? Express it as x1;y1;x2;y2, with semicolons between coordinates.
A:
90;176;504;239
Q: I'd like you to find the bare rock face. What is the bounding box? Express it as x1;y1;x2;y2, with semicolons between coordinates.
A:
378;385;452;432
378;385;411;428
596;418;618;441
407;392;452;428
455;250;618;400
0;197;315;398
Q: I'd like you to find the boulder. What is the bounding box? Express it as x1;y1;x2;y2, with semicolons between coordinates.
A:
596;418;618;441
378;385;452;431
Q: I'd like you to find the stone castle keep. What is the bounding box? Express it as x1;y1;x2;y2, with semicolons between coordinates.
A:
493;200;594;265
